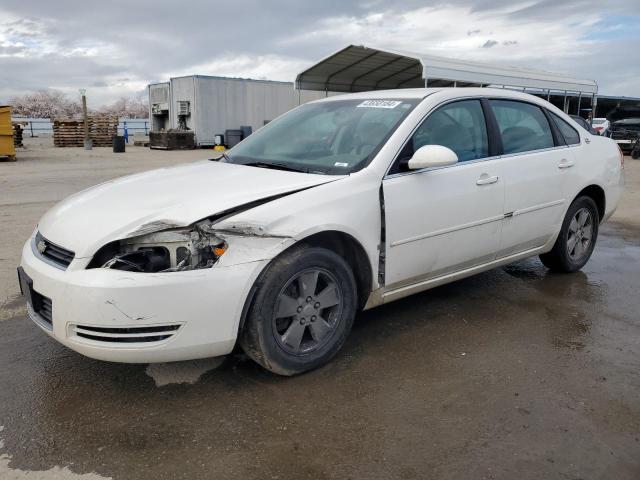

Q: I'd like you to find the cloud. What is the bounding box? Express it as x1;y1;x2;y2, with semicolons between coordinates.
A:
482;40;499;48
0;0;639;106
0;45;26;55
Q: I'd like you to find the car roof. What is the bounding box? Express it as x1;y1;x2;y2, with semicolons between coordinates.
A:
311;87;557;105
315;88;442;101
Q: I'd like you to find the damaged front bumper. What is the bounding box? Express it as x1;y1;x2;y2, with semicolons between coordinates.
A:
19;232;281;363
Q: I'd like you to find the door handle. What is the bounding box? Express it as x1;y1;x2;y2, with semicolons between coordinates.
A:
558;159;575;169
476;174;499;185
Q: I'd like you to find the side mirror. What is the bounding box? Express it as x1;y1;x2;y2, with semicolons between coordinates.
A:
407;145;458;170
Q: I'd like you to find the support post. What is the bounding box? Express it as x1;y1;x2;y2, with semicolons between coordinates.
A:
577;92;582;116
80;89;92;150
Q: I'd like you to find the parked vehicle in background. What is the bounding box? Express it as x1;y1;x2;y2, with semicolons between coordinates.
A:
592;117;609;135
605;106;640;155
19;88;624;375
570;115;598;135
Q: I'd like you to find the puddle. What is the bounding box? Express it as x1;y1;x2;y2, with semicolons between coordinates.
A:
144;357;225;386
0;426;111;480
550;308;591;352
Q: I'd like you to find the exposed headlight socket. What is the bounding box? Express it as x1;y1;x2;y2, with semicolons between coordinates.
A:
90;221;229;273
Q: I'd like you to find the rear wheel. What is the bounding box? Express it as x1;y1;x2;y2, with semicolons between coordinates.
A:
239;245;357;376
539;196;599;272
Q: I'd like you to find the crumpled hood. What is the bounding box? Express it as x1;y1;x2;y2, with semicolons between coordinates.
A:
38;160;340;258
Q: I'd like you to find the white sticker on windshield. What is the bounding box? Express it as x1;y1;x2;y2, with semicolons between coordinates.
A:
357;100;402;109
334;162;349;167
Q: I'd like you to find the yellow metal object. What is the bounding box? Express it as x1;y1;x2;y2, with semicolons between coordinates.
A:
0;105;16;161
213;145;226;151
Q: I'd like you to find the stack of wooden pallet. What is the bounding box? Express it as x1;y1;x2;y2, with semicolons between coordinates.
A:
12;124;23;147
53;117;118;147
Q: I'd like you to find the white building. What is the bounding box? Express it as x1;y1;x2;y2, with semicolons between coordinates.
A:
148;76;327;147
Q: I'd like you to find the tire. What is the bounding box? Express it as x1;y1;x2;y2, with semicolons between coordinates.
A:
239;245;357;376
539;196;599;273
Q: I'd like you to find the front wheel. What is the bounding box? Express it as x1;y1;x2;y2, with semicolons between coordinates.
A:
539;196;599;272
239;245;357;376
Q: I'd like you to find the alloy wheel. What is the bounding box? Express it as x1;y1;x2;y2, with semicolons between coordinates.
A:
272;268;343;355
567;207;593;261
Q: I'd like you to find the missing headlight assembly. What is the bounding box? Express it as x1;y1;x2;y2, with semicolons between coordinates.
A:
87;220;228;273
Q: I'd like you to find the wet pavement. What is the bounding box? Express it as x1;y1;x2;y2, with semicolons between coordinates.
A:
1;147;639;479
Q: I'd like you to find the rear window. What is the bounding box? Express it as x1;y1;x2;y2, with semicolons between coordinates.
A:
490;100;554;154
551;113;581;145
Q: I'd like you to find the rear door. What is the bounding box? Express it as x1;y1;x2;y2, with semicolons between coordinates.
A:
489;100;568;257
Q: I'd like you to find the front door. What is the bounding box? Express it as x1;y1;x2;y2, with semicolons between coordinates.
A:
383;99;505;289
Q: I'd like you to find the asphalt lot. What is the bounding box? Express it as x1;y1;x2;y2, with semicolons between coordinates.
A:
1;142;639;480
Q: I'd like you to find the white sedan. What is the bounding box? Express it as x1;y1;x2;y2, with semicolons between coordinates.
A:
18;88;625;375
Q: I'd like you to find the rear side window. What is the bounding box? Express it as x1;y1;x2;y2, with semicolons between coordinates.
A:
490;100;554;154
551;113;581;145
409;99;489;162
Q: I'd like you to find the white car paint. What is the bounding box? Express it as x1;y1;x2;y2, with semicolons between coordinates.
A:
19;88;624;363
38;161;341;258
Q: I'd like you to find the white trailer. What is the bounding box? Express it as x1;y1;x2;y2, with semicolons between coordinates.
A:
148;76;328;147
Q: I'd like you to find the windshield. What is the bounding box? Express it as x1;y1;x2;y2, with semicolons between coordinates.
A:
592;118;606;125
222;98;419;174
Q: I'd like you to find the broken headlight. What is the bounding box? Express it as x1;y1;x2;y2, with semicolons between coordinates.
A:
88;221;228;273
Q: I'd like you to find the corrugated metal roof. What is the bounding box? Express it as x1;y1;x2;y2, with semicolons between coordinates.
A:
296;45;598;95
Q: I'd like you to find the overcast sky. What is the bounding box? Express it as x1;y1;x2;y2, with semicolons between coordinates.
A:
1;0;639;107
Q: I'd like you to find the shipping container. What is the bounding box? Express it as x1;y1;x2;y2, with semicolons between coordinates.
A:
148;76;330;147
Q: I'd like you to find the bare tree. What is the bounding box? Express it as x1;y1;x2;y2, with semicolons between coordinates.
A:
9;89;82;118
100;94;148;119
9;89;148;119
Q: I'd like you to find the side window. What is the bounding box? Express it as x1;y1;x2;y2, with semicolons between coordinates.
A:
490;100;554;154
404;99;489;163
551;113;581;145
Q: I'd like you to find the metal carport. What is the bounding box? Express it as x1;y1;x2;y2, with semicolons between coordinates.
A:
295;45;598;115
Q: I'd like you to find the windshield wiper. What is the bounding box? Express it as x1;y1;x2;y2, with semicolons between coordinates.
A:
243;161;311;173
216;151;232;162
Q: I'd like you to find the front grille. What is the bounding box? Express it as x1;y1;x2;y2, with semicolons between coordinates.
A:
71;324;181;344
35;232;75;269
610;128;640;140
38;296;53;325
25;291;53;331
